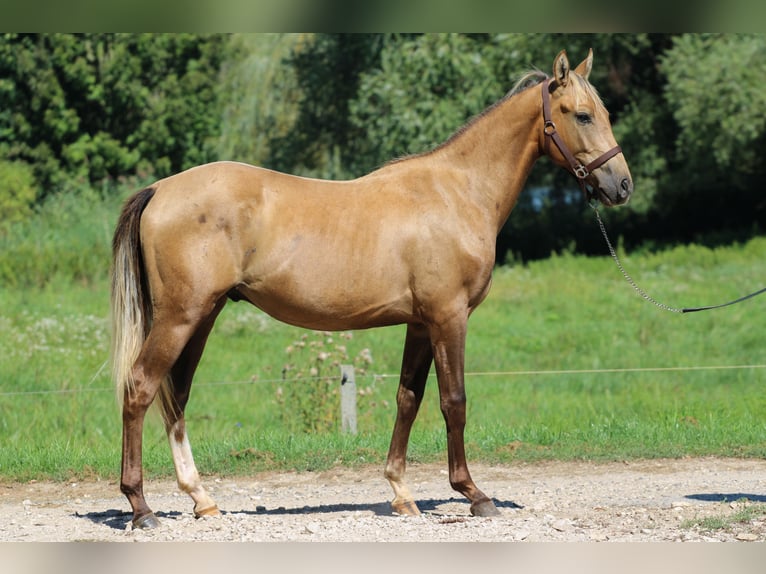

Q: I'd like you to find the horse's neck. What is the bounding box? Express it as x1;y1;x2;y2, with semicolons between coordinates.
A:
433;86;543;232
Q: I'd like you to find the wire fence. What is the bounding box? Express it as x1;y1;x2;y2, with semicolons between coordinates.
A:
2;363;765;398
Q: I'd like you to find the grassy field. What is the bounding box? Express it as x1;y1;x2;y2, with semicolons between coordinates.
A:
1;190;765;482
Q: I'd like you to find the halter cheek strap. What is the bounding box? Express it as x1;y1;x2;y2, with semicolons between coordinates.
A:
541;78;623;200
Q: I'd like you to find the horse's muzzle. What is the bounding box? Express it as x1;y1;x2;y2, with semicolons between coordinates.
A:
595;174;632;207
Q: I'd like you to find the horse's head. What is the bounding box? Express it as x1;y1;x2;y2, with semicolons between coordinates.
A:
542;49;632;207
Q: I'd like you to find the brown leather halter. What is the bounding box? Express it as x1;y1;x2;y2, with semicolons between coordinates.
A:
541;78;623;202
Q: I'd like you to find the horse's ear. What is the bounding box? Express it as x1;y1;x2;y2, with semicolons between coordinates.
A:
553;50;570;88
574;48;593;81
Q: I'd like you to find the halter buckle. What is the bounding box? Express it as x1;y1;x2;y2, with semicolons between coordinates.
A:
573;164;589;179
543;120;556;136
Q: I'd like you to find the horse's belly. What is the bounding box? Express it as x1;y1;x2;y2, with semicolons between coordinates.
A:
234;281;413;332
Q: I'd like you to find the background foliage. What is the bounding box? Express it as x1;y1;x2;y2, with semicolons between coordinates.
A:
2;33;766;265
2;33;765;479
0;33;228;206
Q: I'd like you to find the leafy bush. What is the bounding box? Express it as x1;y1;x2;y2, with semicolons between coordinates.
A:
277;330;375;434
0;179;136;288
0;159;37;226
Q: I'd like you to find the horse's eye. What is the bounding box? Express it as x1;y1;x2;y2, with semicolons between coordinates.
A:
575;112;592;125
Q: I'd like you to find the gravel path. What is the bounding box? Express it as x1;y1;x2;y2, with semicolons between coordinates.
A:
2;457;766;542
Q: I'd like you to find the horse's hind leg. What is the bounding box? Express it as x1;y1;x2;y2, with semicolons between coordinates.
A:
384;324;433;515
164;301;226;519
121;295;226;529
120;317;204;529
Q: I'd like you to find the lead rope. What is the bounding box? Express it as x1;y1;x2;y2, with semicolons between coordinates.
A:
592;205;684;313
592;204;766;313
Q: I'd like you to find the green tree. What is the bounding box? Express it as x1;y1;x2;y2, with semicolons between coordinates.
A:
0;33;229;199
662;34;766;179
270;33;387;179
651;33;766;244
348;33;501;175
217;34;303;168
217;33;387;180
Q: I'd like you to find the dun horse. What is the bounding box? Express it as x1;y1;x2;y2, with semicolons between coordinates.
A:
112;50;632;528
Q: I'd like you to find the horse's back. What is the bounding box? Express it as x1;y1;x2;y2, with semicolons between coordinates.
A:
135;161;412;328
137;159;494;331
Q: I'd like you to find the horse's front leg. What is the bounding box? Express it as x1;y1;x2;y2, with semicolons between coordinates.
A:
385;324;433;515
430;315;500;517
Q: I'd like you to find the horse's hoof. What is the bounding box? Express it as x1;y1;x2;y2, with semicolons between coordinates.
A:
471;499;501;517
391;499;421;516
133;512;161;530
194;504;221;518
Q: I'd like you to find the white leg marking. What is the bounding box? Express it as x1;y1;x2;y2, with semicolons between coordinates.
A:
385;462;421;515
168;421;220;517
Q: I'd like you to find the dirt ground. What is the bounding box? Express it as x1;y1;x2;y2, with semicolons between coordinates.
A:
2;457;766;542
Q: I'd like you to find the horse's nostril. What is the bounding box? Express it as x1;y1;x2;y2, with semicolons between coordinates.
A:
620;178;632;197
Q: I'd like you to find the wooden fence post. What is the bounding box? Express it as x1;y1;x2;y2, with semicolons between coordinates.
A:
340;364;357;435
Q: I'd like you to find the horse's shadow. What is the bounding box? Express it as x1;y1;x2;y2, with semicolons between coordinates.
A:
686;493;766;503
80;498;523;531
80;508;183;531
238;497;522;517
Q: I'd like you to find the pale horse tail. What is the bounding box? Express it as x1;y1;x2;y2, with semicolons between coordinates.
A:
110;186;173;421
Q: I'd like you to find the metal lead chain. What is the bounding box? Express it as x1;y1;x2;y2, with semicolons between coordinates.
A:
592;205;684;314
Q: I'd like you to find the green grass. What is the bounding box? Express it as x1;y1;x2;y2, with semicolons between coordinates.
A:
682;500;766;532
0;185;126;290
2;190;766;481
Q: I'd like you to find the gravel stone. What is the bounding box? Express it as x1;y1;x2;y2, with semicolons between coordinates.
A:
1;458;765;541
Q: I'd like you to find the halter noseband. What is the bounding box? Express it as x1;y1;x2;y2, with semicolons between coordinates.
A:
541;78;623;202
